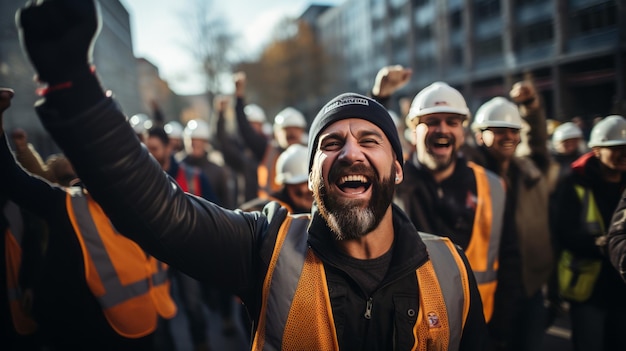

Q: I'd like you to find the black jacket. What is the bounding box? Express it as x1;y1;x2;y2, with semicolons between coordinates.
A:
551;152;626;307
0;135;153;350
35;87;487;349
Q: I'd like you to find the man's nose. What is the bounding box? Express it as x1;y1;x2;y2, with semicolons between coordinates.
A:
339;138;364;162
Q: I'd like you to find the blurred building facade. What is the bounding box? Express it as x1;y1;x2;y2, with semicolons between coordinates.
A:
315;0;625;123
0;0;142;157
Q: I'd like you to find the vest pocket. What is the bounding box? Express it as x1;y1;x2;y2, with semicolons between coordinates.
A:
393;294;419;347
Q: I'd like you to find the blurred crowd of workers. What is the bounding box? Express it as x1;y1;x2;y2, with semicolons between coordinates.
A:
2;2;626;350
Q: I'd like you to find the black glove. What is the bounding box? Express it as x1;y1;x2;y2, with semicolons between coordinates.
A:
16;0;101;85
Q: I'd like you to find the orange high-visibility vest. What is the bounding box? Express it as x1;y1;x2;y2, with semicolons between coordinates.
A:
257;144;282;199
66;188;176;338
3;201;38;335
466;162;505;322
252;215;471;351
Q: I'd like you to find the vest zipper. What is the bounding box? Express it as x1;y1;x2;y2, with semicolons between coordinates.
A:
364;297;373;319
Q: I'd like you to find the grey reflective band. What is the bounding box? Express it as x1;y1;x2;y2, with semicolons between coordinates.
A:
70;193;151;308
4;201;24;245
264;215;310;350
420;233;464;351
474;171;504;284
152;263;169;286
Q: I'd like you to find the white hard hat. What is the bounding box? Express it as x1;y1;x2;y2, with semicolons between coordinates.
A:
244;104;266;123
274;107;307;130
552;122;583;143
164;121;184;139
472;97;522;132
129;113;151;134
275;144;309;185
588;115;626;148
184;119;211;141
407;82;470;126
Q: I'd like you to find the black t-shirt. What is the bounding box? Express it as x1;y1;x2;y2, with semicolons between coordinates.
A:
335;246;393;297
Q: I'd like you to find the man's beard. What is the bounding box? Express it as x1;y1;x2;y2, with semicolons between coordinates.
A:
312;162;396;241
417;132;457;172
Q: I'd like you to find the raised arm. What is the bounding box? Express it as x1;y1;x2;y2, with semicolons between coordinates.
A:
16;0;264;294
233;72;268;161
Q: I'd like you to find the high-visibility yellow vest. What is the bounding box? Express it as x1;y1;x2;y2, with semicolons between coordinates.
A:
66;188;176;338
3;201;38;336
252;215;471;351
466;162;505;322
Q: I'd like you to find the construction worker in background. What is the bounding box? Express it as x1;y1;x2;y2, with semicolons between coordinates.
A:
471;83;555;351
240;144;313;214
214;95;262;206
550;122;586;184
129;113;151;143
164;120;185;154
552;115;626;351
233;72;308;199
372;65;508;330
2;197;44;351
180;119;234;209
0;87;177;350
373;69;511;347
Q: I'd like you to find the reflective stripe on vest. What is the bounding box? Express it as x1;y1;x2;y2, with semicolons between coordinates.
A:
66;190;176;338
574;185;605;236
418;233;471;351
4;201;37;335
252;216;470;351
466;162;505;322
257;145;282;199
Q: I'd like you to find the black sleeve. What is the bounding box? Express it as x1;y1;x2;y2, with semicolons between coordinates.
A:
607;187;626;282
235;97;268;161
551;177;601;258
36;76;268;297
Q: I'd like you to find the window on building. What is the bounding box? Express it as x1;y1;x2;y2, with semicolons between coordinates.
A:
569;2;617;36
450;45;464;66
475;0;500;20
412;0;430;8
516;20;553;49
516;0;543;6
475;37;502;58
450;9;462;31
415;24;432;40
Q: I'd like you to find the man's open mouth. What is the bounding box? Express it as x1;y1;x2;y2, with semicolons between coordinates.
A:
337;174;372;194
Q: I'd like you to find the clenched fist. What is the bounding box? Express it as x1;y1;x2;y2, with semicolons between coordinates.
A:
16;0;101;84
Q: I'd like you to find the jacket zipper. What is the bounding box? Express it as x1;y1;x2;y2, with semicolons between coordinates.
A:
364;297;373;319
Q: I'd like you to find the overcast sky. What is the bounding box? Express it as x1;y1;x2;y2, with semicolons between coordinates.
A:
120;0;342;95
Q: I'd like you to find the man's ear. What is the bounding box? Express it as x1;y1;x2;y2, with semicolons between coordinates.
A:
394;160;403;184
308;172;314;191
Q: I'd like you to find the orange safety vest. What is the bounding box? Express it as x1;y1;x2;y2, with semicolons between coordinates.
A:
257;144;282;199
252;215;471;351
3;201;38;335
466;162;505;322
65;188;177;338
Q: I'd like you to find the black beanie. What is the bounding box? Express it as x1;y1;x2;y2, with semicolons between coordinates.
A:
307;92;404;172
